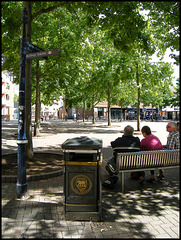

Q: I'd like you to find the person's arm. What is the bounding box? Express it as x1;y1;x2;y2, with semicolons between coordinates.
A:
111;138;120;148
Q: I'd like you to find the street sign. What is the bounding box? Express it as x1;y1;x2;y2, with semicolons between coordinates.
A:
26;41;48;60
26;41;45;53
26;49;60;60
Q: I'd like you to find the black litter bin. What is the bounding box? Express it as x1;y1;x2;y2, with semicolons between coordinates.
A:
62;136;102;221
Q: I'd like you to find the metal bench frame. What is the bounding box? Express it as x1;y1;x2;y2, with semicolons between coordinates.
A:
110;149;180;192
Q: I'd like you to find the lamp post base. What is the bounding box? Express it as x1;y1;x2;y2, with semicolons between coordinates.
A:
16;183;28;199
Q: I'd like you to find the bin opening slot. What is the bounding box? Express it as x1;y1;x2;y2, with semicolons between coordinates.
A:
69;153;95;162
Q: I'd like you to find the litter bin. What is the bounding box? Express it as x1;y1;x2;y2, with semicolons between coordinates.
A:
62;136;102;221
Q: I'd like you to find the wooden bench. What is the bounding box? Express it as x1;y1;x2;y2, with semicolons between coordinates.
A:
107;149;180;192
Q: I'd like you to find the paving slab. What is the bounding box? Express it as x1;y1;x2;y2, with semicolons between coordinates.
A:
2;119;180;238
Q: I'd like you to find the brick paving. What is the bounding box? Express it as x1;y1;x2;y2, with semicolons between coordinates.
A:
2;120;180;238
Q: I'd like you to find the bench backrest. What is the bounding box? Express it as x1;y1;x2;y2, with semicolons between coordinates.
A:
113;147;140;154
113;147;140;158
117;149;180;171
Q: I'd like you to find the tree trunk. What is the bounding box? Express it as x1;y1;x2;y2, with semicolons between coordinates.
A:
120;106;123;122
25;2;33;160
76;108;78;121
92;96;95;124
35;60;40;135
107;87;111;126
136;63;140;131
151;104;154;121
83;100;85;122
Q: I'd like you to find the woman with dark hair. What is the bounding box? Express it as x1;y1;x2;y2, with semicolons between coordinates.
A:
141;126;163;182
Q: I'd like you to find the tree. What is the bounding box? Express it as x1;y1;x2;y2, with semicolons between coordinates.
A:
141;2;180;64
172;78;180;107
2;1;179;144
2;1;83;159
87;2;157;129
14;93;19;102
161;78;180;108
63;29;135;126
112;81;137;122
136;60;175;123
2;1;23;79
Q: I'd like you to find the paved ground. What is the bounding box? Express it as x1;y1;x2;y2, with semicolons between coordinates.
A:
1;119;180;238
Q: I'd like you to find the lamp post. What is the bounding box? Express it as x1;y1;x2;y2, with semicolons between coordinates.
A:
16;7;28;199
16;7;60;198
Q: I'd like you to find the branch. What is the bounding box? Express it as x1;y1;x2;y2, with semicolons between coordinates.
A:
32;2;73;21
39;55;61;79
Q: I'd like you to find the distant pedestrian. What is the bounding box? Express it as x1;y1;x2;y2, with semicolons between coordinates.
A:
73;113;76;121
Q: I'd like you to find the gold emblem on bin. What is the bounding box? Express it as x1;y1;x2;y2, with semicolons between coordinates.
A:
71;174;92;195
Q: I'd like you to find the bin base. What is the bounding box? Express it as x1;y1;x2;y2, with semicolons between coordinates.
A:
65;211;101;221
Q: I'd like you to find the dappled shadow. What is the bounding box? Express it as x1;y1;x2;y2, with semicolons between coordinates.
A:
2;194;154;238
1;120;120;155
2;145;18;155
101;167;179;220
2;166;179;238
40;121;121;135
2;152;63;176
2;120;179;237
101;158;179;219
2;198;64;238
2;121;18;140
102;181;179;220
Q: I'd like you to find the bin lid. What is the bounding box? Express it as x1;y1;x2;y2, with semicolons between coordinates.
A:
62;136;102;150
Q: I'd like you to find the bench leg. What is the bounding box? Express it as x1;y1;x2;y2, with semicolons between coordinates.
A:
122;172;124;193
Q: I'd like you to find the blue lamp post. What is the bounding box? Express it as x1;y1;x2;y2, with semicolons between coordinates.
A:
16;7;28;199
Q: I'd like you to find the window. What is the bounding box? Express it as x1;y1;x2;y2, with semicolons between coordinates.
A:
6;94;10;100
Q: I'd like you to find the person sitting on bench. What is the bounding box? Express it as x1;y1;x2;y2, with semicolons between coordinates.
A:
106;125;143;181
140;126;163;182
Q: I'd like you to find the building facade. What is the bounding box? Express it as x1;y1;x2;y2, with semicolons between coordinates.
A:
1;70;16;120
31;96;64;121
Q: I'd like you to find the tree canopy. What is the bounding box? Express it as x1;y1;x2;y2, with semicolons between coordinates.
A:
2;1;179;124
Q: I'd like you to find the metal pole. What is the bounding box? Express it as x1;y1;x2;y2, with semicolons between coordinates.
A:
16;7;28;199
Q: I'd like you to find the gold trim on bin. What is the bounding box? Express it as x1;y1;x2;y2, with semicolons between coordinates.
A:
63;160;102;166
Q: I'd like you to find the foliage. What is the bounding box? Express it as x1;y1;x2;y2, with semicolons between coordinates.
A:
167;78;180;107
14;93;19;102
1;1;179;113
140;61;174;105
141;1;180;64
1;1;23;79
